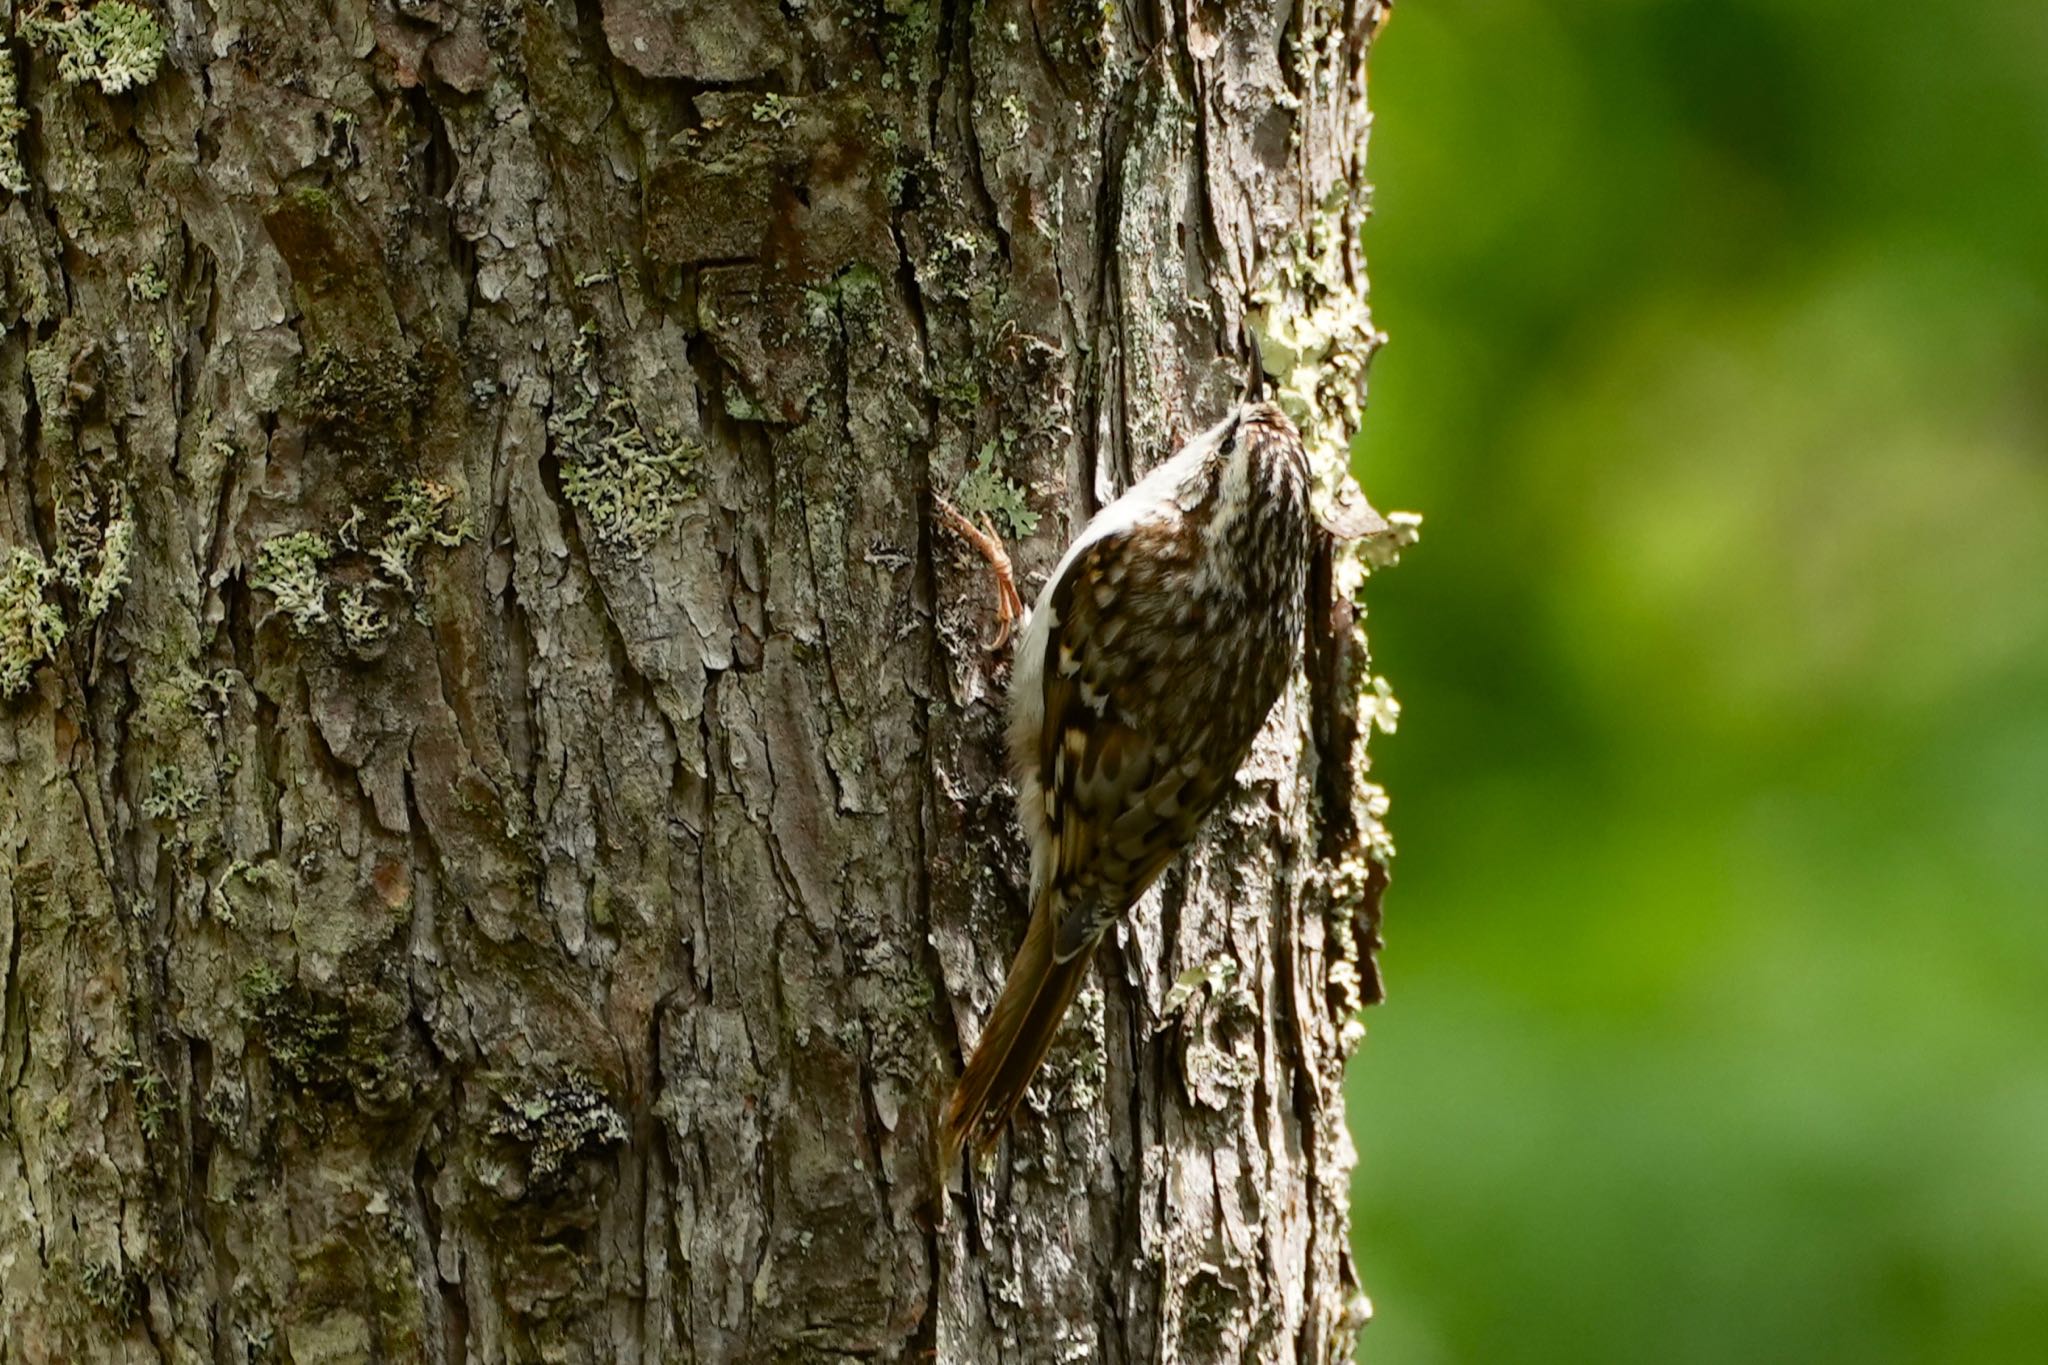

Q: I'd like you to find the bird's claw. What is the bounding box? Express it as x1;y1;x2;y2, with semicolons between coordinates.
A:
935;496;1023;651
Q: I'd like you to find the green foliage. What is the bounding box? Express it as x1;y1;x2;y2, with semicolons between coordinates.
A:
0;550;65;698
23;1;167;96
1349;4;2048;1363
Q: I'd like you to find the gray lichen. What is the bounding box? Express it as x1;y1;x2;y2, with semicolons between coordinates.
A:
954;441;1040;539
74;1258;141;1323
749;93;798;130
249;531;332;633
104;1043;173;1142
0;550;65;698
140;763;204;821
125;261;168;301
239;966;345;1089
550;386;702;556
488;1075;626;1182
23;1;168;96
52;500;133;624
207;857;284;927
80;515;132;621
1161;957;1239;1018
0;51;29;194
237;967;401;1099
293;344;424;442
370;479;470;591
1249;186;1422;577
249;482;467;640
336;585;392;649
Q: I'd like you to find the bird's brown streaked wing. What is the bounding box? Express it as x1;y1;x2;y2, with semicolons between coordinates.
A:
1035;526;1234;959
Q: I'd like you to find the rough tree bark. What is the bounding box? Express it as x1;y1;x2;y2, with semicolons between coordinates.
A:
0;1;1398;1360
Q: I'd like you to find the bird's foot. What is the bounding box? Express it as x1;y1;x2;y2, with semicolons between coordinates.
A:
935;496;1024;651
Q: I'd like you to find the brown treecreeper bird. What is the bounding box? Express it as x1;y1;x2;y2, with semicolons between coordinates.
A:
938;401;1386;1162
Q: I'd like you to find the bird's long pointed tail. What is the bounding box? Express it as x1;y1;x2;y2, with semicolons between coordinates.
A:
941;903;1096;1166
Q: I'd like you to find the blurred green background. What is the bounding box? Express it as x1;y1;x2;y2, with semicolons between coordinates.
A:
1346;3;2048;1362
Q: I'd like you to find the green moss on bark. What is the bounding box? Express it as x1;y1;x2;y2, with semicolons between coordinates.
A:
293;345;424;442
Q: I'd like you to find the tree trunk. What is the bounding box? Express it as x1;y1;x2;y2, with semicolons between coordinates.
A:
0;1;1395;1360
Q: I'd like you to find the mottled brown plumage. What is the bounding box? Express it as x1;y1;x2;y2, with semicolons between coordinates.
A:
943;402;1339;1160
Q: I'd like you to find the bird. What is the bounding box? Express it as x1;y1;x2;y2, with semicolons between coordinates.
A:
937;400;1384;1161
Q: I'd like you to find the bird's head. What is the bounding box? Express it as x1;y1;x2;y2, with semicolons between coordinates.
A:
1196;401;1388;541
1186;401;1308;506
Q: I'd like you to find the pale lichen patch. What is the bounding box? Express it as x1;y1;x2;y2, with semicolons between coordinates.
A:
249;481;469;640
1254;188;1418;1064
52;499;132;624
22;1;167;96
140;762;204;821
1161;957;1238;1018
125;261;167;301
1250;186;1421;579
749;93;798;130
0;51;29;194
488;1074;627;1183
250;531;332;634
72;1256;142;1323
237;966;402;1100
371;479;471;591
550;385;703;557
137;663;234;735
79;514;131;621
207;857;285;927
954;440;1041;540
337;586;392;650
1253;193;1420;726
0;549;65;697
1033;982;1108;1119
